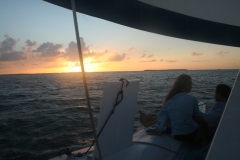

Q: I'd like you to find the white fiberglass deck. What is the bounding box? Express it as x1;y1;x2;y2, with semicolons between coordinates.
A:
50;129;187;160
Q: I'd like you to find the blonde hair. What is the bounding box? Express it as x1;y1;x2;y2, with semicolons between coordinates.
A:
163;74;192;104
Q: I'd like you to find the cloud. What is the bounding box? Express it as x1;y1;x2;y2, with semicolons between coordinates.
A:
0;51;26;61
147;54;154;58
217;50;228;56
0;34;18;53
43;62;69;68
65;38;105;61
192;61;200;62
140;54;146;58
0;35;27;61
128;47;136;51
191;60;210;62
89;61;101;64
86;50;105;59
165;60;177;63
25;40;36;47
24;39;37;54
65;41;80;61
139;59;157;62
0;62;12;68
73;62;80;66
33;42;63;57
65;38;89;55
160;59;163;62
191;52;203;56
108;53;126;62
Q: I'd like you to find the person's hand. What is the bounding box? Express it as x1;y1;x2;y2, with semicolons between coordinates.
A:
154;130;162;136
157;130;162;135
139;109;158;127
147;130;162;136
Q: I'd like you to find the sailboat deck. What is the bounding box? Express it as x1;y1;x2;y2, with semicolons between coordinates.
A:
50;129;190;160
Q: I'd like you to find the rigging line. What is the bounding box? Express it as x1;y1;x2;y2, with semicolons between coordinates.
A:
80;0;88;21
70;0;102;160
197;0;211;21
84;78;129;155
133;141;210;155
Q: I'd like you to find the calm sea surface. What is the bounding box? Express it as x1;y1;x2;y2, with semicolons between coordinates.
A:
0;70;238;160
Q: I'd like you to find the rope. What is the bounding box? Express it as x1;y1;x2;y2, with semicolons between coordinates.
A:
84;78;129;155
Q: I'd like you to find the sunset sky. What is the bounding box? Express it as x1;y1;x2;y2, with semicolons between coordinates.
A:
0;0;240;74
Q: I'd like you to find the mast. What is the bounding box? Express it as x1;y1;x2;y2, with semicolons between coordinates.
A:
70;0;102;159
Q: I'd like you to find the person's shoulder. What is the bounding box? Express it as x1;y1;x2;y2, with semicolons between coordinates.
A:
219;102;227;106
213;102;226;107
184;93;195;98
185;93;197;101
212;102;226;111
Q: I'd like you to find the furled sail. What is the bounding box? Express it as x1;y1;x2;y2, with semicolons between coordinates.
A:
44;0;240;47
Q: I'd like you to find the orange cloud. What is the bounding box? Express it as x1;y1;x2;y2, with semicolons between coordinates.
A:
165;60;177;63
147;54;154;58
108;53;126;61
191;60;210;62
140;54;146;58
128;47;136;51
217;50;229;56
139;59;157;62
191;52;203;56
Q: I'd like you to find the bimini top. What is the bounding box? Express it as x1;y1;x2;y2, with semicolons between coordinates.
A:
43;0;240;47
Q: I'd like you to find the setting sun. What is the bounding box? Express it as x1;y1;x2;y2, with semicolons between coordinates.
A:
66;59;98;72
69;66;81;72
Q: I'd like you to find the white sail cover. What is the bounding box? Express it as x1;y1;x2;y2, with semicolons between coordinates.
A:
44;0;240;47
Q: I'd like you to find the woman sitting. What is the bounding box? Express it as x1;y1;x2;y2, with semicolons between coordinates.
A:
139;74;207;145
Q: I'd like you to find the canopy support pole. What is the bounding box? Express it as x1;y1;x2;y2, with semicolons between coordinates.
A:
70;0;102;159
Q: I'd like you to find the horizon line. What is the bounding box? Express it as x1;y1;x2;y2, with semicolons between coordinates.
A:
0;69;239;76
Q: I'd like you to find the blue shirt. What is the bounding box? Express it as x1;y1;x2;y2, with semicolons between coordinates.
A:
202;102;226;127
157;92;202;135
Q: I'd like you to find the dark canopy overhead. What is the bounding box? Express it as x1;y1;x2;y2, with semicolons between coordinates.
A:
44;0;240;47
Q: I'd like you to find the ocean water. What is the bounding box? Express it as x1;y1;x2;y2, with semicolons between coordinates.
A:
0;70;238;160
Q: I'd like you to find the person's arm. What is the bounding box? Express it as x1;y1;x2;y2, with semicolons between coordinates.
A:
147;130;162;135
139;109;157;127
202;110;222;127
157;105;169;132
191;97;208;123
192;97;202;116
140;118;157;127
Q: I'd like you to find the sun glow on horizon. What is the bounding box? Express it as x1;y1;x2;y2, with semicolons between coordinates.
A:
65;58;99;72
1;0;240;75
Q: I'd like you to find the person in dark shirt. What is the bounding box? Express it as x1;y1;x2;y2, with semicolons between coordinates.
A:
193;84;231;141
